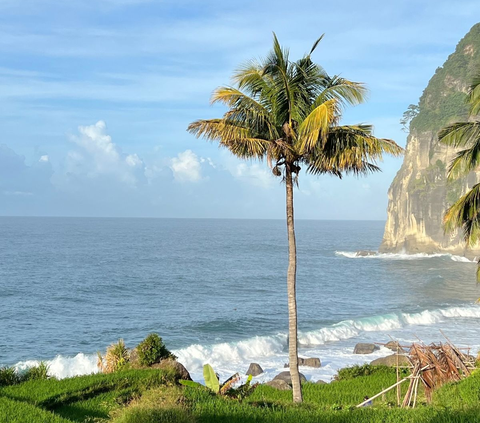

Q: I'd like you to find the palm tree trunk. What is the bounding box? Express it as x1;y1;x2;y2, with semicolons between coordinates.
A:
285;164;302;403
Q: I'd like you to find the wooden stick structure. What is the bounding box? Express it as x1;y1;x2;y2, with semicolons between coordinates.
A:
356;338;476;409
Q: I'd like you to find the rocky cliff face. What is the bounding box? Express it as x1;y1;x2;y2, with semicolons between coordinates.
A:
380;23;480;257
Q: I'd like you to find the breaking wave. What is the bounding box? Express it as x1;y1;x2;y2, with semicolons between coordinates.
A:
335;251;476;262
9;305;480;381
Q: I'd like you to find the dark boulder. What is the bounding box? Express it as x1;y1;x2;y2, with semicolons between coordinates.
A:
246;363;264;376
284;357;321;368
370;354;410;367
385;341;407;353
353;343;380;354
265;379;291;390
273;371;307;385
153;359;192;381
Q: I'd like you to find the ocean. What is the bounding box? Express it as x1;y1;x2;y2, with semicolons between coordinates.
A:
1;217;479;383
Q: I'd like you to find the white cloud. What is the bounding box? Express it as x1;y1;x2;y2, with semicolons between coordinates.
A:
231;162;275;189
3;190;33;196
39;155;49;162
170;150;202;182
65;120;145;187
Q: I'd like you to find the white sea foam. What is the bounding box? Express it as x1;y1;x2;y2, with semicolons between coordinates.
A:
450;255;476;263
10;305;480;383
336;251;476;262
14;353;98;379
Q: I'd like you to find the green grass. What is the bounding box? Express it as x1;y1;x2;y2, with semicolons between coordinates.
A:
0;369;175;422
1;366;480;423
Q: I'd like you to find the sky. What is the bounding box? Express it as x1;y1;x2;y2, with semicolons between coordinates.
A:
1;0;479;219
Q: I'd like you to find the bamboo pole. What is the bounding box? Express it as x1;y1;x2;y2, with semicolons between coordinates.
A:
396;344;401;406
356;377;412;408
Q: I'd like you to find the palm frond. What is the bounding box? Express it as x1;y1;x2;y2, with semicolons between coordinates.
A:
187;119;269;159
308;34;324;56
232;62;270;94
448;145;480;179
304;125;402;177
468;73;480;115
211;87;278;139
297;99;337;152
439;121;480;148
317;76;367;107
444;182;480;247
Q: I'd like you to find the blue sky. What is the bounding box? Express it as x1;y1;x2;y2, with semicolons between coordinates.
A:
1;0;479;219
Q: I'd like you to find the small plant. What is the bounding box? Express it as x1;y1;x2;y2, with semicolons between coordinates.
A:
136;333;176;367
22;362;50;381
0;366;20;386
180;364;257;400
98;339;130;373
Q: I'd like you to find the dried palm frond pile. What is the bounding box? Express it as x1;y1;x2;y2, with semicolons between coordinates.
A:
356;339;477;409
403;342;476;406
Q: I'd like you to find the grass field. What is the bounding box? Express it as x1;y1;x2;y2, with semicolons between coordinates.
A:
1;366;479;422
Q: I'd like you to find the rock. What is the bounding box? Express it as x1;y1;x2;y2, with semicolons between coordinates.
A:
353;343;379;354
385;341;407;353
316;380;327;384
284;357;321;368
370;354;410;367
273;371;307;385
246;363;263;376
265;379;291;390
303;357;321;368
153;359;192;381
128;348;140;367
355;250;377;257
379;24;480;258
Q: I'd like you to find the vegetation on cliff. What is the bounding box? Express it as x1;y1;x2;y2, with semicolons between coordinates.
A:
440;72;480;251
407;23;480;133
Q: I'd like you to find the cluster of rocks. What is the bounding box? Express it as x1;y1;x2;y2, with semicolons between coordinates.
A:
353;341;410;367
256;341;412;390
246;356;322;391
168;341;412;391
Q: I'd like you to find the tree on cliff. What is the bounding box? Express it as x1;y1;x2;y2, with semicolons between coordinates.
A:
187;34;402;402
440;73;480;257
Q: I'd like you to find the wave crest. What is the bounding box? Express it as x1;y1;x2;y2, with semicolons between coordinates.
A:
335;251;476;262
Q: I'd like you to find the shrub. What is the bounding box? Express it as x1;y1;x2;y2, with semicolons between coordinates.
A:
136;334;176;367
334;364;403;381
0;366;20;386
22;362;50;381
98;339;130;373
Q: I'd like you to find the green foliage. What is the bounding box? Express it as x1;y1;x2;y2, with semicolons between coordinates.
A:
203;364;220;393
408;23;480;133
400;104;420;132
3;367;480;423
136;333;176;367
0;366;20;387
334;364;406;381
0;369;175;423
433;370;480;408
113;407;191;423
98;338;131;373
0;397;71;423
22;361;51;382
181;366;256;400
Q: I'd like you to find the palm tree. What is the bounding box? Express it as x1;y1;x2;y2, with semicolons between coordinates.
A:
439;73;480;253
188;34;402;402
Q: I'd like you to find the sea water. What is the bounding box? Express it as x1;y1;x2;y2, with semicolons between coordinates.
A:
1;217;479;383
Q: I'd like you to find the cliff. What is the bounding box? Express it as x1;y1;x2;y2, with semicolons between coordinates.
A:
380;23;480;257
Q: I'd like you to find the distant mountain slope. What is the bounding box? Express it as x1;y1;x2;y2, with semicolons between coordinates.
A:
380;23;480;257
